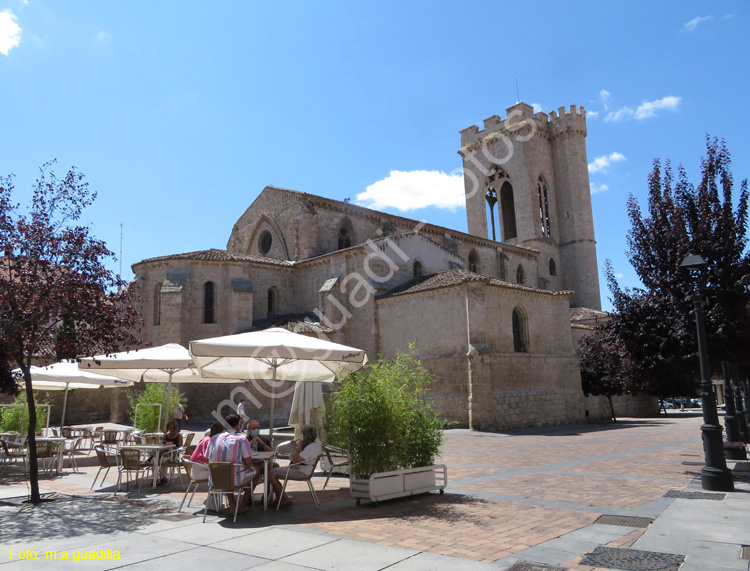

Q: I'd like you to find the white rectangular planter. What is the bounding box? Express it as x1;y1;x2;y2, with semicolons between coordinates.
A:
350;464;447;505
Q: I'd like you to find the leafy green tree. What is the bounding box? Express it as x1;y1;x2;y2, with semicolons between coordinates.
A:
325;348;443;478
580;137;750;400
0;162;141;503
127;383;186;433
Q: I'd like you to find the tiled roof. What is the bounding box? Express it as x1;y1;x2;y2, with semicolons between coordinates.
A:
570;307;611;322
378;268;574;299
245;313;334;335
135;249;294;267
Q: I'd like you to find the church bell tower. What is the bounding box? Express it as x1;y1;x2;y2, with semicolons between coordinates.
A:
458;102;601;310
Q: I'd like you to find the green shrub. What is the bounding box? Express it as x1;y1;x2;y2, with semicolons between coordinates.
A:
0;392;50;434
325;347;443;478
127;383;186;433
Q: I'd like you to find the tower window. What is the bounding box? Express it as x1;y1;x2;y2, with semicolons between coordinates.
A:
537;177;551;238
512;307;528;353
516;264;525;285
203;282;216;324
468;250;478;273
259;231;273;256
549;258;557;276
500;181;518;240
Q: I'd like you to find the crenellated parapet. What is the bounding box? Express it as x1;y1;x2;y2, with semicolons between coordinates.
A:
459;102;587;152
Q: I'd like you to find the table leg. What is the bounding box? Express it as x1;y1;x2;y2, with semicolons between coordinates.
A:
263;458;269;511
152;450;160;489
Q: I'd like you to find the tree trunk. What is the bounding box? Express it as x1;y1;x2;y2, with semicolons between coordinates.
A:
607;395;617;423
23;369;41;504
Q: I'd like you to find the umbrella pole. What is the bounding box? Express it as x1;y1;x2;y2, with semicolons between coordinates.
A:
60;382;70;432
164;371;173;432
268;363;276;446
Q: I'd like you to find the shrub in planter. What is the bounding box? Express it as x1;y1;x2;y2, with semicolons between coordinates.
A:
325;347;443;479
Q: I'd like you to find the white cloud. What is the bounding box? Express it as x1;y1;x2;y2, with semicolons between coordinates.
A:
634;96;681;119
356;170;465;212
614;273;624;279
0;10;21;55
97;30;107;41
605;96;680;122
531;102;543;114
588;152;626;174
599;89;610;109
587;110;599;118
684;15;712;32
590;183;609;194
605;107;635;122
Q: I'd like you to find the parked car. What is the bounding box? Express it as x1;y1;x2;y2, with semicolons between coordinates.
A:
660;399;678;409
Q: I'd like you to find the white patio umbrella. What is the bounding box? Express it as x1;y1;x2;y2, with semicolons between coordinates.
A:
78;344;198;427
17;360;132;429
289;382;327;441
189;327;367;442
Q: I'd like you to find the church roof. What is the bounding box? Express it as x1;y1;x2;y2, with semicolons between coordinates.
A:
136;249;294;267
569;307;611;322
262;185;538;256
378;268;574;299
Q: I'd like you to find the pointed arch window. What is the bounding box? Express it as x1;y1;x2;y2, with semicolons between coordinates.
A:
512;307;528;353
537;177;551;238
500;181;518;240
468;250;478;273
337;218;353;249
548;258;557;276
153;282;162;326
203;282;216;324
413;260;423;279
516;264;525;284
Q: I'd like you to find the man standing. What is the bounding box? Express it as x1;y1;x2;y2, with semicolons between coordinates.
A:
237;398;247;431
173;403;188;431
208;414;255;514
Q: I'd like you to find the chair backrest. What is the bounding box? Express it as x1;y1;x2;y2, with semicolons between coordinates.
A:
119;448;142;470
102;430;119;444
208;462;236;492
145;434;160;445
62;427;72;438
185;444;197;458
132;434;146;445
35;441;53;458
68;437;83;452
183;433;195;448
51;427;60;437
94;446;112;468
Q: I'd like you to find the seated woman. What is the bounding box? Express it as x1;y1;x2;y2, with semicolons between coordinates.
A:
157;419;184;486
188;421;224;480
262;424;322;508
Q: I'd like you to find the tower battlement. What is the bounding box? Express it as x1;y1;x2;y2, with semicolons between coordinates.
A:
459;102;587;148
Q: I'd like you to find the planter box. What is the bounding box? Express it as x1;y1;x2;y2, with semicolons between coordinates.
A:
350;464;447;505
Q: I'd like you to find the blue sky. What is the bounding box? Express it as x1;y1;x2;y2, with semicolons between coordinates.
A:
1;1;748;312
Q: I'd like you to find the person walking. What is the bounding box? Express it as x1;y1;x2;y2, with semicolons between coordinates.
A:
237;398;247;431
173;403;188;431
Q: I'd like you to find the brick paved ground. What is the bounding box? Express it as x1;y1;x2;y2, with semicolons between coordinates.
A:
0;412;710;568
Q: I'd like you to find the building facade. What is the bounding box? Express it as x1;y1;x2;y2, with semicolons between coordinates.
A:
130;102;655;429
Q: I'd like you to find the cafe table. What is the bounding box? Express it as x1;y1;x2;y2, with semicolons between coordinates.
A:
119;443;175;489
252;450;275;511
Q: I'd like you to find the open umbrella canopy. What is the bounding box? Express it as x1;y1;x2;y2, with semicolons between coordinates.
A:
189;327;368;382
15;360;132;428
190;328;367;442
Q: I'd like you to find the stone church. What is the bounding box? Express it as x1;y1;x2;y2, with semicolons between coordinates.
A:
131;102;655;430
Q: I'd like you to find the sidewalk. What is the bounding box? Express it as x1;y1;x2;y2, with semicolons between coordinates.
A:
1;414;748;570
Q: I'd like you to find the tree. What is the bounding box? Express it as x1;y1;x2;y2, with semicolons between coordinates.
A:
0;161;141;504
579;137;750;401
578;328;633;421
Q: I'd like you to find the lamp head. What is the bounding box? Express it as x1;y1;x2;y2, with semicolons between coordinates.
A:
680;253;707;272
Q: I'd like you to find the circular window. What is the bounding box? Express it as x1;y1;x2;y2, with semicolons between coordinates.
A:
259;231;272;256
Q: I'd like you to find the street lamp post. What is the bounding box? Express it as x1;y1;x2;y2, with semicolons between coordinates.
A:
680;253;734;491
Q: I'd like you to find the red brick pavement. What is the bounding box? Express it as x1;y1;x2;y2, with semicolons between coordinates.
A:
2;414;710;566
